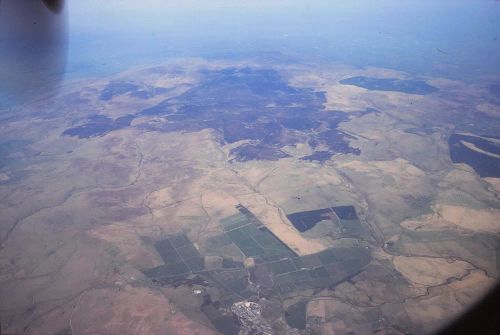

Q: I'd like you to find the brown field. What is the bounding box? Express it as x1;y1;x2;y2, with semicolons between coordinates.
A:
1;59;498;335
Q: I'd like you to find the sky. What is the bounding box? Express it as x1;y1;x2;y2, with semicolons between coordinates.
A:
63;0;500;81
2;0;500;96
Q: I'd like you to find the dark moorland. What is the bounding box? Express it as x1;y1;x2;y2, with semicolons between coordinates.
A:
339;76;438;95
287;206;359;232
63;68;368;161
63;114;134;138
448;133;500;178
